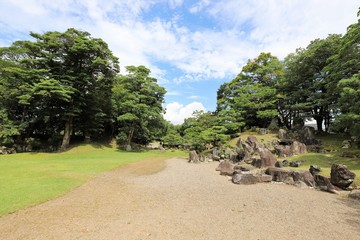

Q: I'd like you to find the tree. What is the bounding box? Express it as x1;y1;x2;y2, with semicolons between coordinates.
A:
161;122;183;147
332;74;360;137
0;29;119;150
218;52;283;129
326;9;360;137
282;35;342;131
113;65;166;146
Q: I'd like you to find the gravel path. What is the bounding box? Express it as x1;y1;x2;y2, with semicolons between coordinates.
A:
0;157;359;240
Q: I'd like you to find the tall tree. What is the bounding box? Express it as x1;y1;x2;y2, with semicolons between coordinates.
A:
0;29;119;150
112;65;166;146
282;34;342;131
326;9;360;137
218;52;283;129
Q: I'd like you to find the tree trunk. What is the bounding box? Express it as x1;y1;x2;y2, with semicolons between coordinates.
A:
60;117;73;151
314;116;323;132
127;127;134;146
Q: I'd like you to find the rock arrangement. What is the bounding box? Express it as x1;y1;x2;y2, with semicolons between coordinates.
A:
188;133;358;198
216;161;356;195
0;146;16;154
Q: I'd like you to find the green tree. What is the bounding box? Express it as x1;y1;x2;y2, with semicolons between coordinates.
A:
218;52;283;129
333;74;360;137
0;29;119;150
112;65;166;146
282;35;342;131
326;9;360;137
161;122;183;147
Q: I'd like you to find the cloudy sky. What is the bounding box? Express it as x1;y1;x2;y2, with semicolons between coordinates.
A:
0;0;358;124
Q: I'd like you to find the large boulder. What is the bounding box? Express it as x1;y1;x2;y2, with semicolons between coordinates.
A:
247;136;258;148
258;128;267;135
330;164;356;189
232;172;272;185
292;171;315;187
278;129;287;139
265;167;295;184
289;161;300;167
274;141;306;158
216;160;234;176
341;140;351;149
290;141;307;155
212;147;220;159
274;145;292;158
314;175;338;194
309;165;321;176
348;190;360;200
257;147;277;167
299;126;317;145
225;147;238;162
188;150;200;163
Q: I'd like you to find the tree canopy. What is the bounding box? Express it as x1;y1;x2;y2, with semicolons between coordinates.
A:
1;8;360;152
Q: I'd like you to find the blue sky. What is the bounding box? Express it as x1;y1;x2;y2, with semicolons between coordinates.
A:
0;0;358;124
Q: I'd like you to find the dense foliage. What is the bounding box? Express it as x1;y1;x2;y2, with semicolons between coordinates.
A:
216;11;359;135
1;9;359;151
0;29;166;150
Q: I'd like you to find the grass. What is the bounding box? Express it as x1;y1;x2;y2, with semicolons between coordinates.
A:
230;131;360;186
0;143;187;216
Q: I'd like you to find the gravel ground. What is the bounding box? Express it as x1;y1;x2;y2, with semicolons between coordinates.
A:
0;157;359;240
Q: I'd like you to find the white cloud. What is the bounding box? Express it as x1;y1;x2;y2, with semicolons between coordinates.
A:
0;0;358;85
207;0;359;59
164;101;206;125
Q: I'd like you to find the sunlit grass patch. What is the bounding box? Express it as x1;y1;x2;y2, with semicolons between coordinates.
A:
0;144;186;216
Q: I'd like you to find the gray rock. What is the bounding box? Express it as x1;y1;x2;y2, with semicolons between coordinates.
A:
314;175;338;194
265;167;295;184
216;160;234;176
232;172;272;185
299;126;317;145
278;129;287;139
330;163;356;189
348;190;360;200
188;150;200;163
290;141;307;155
257;147;277;168
212;147;220;158
234;165;256;172
258;128;267;135
289;161;300;167
309;165;321;176
282;160;290;167
126;144;132;151
278;129;288;139
292;171;315;187
275;161;283;168
342;140;351;149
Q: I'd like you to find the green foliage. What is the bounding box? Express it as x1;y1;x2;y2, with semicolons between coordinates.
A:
332;74;360;137
217;52;283;129
282;34;342;131
0;28;119;150
0;110;19;145
112;65;166;145
162;122;183;147
200;125;229;146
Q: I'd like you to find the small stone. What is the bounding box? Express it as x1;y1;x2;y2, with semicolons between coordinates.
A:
348;190;360;200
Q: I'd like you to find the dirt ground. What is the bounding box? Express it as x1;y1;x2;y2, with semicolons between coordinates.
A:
0;157;359;240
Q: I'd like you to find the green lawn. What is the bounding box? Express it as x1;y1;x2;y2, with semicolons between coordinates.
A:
0;144;186;216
